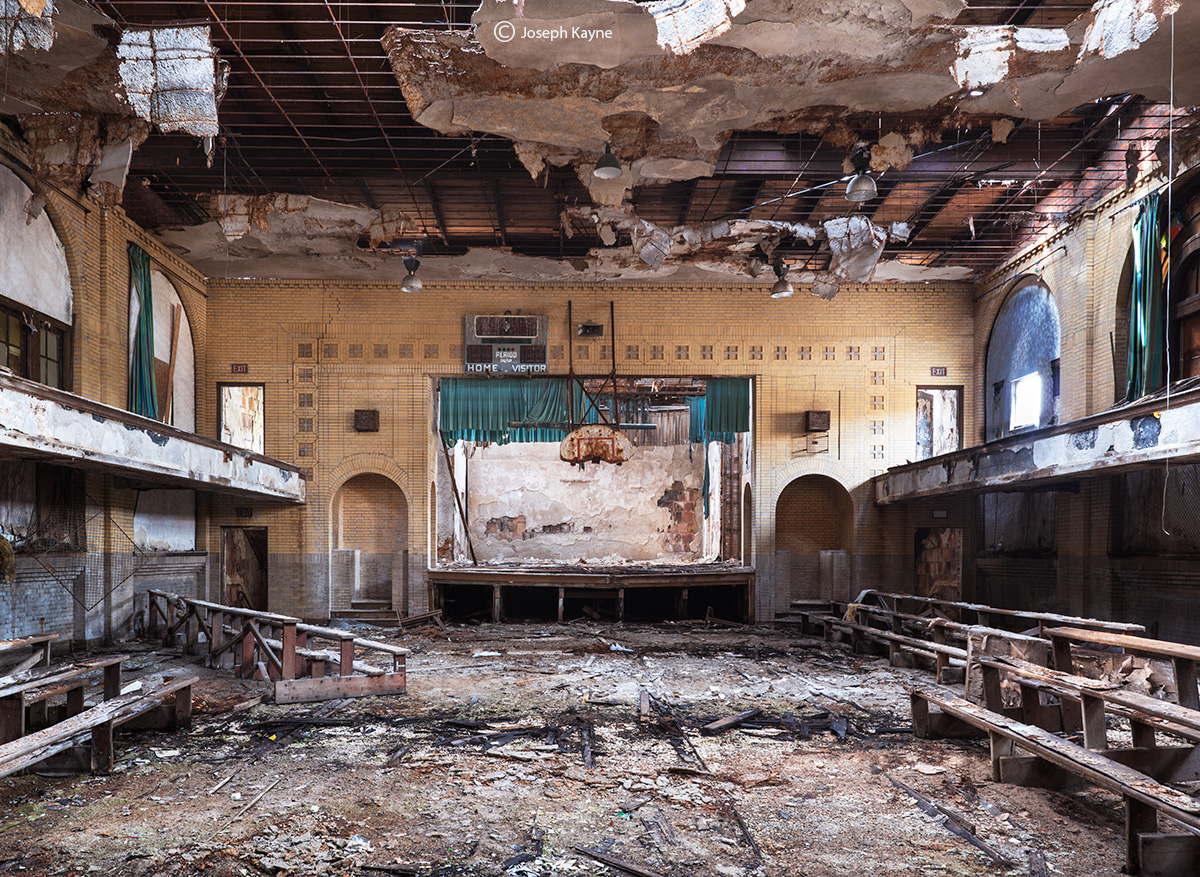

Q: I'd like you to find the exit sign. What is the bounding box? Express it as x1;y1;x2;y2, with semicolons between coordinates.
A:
231;363;249;374
930;366;947;377
235;507;254;518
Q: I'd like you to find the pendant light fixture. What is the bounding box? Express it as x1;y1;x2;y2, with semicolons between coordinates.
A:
770;258;794;298
593;142;623;179
844;144;877;203
400;255;422;294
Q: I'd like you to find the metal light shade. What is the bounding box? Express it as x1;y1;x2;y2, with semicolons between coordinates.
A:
401;256;422;294
770;278;794;298
845;172;877;202
593;143;623;180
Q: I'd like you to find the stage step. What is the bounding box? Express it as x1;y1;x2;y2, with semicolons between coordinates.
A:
332;606;400;626
351;600;391;611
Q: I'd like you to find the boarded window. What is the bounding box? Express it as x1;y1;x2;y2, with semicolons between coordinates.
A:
220;385;265;454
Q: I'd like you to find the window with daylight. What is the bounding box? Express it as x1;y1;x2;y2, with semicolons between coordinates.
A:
984;276;1060;440
1009;372;1042;431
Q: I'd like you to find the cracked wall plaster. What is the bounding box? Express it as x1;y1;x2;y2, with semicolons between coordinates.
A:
385;0;1199;191
464;441;709;564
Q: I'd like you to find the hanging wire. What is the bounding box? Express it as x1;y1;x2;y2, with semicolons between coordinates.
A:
1162;8;1176;536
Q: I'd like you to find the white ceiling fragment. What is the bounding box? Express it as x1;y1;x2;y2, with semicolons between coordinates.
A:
951;26;1069;89
1079;0;1178;61
0;0;55;53
118;26;221;138
648;0;747;55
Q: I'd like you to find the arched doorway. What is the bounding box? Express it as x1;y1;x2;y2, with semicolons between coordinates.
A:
775;475;853;605
331;474;408;610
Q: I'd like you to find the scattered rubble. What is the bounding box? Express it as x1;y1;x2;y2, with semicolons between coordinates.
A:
0;622;1132;876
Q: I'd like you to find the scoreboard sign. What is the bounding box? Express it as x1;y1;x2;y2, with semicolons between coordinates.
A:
464;314;548;374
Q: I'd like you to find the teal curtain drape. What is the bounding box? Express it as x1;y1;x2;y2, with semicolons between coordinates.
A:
1124;192;1166;401
688;379;751;517
127;244;158;419
705;378;750;437
441;377;594;444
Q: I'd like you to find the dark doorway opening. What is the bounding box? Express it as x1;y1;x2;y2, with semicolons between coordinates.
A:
223;527;267;611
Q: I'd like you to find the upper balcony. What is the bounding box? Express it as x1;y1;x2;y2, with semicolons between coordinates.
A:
876;381;1200;505
0;370;304;503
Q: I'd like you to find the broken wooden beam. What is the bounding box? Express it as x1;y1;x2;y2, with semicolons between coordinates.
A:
574;846;669;877
581;721;594;768
884;772;1013;867
700;708;762;735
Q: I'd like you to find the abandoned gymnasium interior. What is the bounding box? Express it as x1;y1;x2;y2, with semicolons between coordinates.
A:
5;1;1200;875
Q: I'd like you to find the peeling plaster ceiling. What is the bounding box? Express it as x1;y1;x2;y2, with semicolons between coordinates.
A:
382;0;1196;209
4;1;1200;281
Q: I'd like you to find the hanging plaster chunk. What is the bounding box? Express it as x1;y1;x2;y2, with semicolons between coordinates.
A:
0;0;55;54
1078;0;1178;61
117;26;221;137
952;26;1068;89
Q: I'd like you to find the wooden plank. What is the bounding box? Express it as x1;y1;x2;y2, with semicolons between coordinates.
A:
1081;692;1108;750
0;676;196;779
910;684;1200;819
1043;627;1200;663
1139;833;1200;877
1127;796;1159;873
701;709;762;735
0;655;129;700
981;655;1200;737
161;303;181;422
1174;657;1199;711
864;591;1145;633
574;846;668;877
273;671;406;704
0;634;58;654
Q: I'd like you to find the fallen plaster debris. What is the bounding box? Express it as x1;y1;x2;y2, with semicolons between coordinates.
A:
211;193;414;249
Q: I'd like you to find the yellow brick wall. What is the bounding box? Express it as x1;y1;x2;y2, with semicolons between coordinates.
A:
202;278;976;616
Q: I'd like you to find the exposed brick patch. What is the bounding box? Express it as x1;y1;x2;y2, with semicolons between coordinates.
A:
657;480;701;553
485;515;573;541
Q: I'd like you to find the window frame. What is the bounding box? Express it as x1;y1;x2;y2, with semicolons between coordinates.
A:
0;295;71;390
217;382;267;455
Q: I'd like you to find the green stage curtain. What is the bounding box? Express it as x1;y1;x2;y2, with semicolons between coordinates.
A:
704;377;750;437
440;377;584;444
688;379;751;517
1124;192;1166;401
127;244;158;419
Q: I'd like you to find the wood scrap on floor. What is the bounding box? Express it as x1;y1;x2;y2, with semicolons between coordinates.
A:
883;772;1015;867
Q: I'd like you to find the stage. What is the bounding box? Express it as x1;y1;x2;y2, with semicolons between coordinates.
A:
428;563;755;623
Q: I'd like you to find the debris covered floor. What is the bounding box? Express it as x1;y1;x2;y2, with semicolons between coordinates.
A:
0;624;1129;877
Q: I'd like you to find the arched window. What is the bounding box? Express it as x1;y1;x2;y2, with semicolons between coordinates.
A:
1170;187;1200;379
127;266;196;431
0;165;72;389
984;277;1061;441
1117;176;1200;399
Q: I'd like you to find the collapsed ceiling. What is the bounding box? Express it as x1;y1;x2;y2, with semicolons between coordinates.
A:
3;0;1198;282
